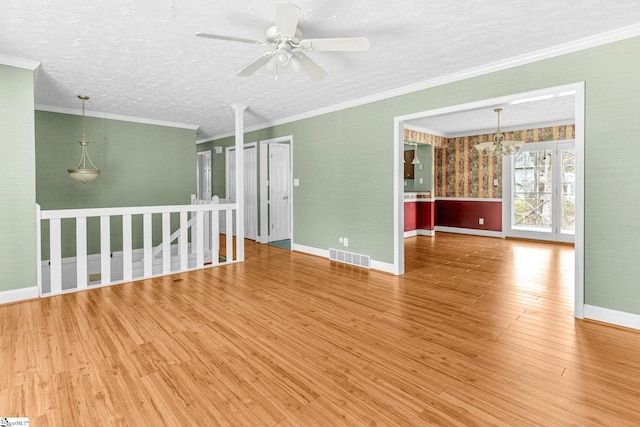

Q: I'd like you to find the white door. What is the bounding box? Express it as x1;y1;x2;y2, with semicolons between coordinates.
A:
226;145;258;240
244;146;258;240
196;151;211;200
269;143;291;242
507;140;575;243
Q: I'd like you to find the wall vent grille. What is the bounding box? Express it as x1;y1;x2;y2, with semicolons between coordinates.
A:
329;248;371;269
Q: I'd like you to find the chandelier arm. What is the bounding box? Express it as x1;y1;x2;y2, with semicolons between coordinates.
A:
84;147;98;169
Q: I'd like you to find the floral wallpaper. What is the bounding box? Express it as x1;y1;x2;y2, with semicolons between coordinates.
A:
406;124;575;198
404;129;446;147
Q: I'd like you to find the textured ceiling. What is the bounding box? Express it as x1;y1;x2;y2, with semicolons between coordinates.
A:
407;94;577;137
1;1;639;141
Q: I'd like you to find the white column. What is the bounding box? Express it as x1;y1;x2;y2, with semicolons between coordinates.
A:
231;103;248;262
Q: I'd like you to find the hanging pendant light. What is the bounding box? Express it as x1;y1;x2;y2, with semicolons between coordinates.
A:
411;145;421;165
68;95;100;183
474;108;524;157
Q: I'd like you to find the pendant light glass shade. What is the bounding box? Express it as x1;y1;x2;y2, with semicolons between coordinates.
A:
411;149;421;165
68;95;100;183
474;108;524;157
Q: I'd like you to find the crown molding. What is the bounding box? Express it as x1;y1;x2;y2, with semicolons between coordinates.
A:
196;137;216;144
35;104;200;131
0;54;40;71
209;23;640;141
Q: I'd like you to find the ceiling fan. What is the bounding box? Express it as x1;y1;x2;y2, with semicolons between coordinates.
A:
196;1;370;80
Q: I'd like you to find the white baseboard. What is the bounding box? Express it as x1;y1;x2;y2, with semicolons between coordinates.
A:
292;243;329;258
583;304;640;331
370;260;396;274
0;286;39;305
404;229;435;238
435;226;504;238
292;243;395;274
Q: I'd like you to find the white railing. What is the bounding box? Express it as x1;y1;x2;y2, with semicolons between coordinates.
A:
37;200;239;296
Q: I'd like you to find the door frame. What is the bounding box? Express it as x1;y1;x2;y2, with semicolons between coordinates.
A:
196;150;212;200
225;142;258;240
503;139;576;243
259;136;293;245
393;82;585;319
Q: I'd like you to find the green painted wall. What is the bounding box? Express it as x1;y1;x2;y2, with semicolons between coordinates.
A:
198;136;234;199
0;65;36;293
207;36;640;316
36;111;196;258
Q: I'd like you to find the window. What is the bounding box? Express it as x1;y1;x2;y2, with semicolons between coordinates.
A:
507;140;575;243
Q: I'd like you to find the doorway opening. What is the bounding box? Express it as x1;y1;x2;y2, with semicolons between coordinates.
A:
196;150;212;200
393;82;585;318
259;136;293;249
504;140;575;243
226;143;258;241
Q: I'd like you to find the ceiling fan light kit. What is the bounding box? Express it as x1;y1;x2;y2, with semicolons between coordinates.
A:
196;1;370;80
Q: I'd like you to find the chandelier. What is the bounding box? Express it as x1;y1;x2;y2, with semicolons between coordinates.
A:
474;108;524;157
67;95;100;183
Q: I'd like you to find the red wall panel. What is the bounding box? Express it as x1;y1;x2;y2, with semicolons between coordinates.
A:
404;202;417;231
435;200;502;231
417;201;434;230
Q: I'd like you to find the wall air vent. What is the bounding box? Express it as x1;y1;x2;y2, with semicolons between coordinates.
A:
329;248;371;269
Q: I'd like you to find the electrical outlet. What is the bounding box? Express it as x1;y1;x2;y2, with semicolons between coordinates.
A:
479;218;484;225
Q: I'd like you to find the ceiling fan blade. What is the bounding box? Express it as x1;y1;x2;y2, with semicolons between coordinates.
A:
299;37;371;52
275;1;301;37
292;53;327;81
237;53;274;77
195;32;262;45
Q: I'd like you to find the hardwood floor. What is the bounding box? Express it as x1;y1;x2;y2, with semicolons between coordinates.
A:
2;233;640;426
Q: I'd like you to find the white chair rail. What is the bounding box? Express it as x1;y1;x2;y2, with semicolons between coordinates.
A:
37;201;239;296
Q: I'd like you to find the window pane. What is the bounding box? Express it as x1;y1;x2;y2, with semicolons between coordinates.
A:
561;148;576;233
512;149;553;231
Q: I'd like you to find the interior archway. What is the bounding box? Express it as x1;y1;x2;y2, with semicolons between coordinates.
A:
393;82;585;318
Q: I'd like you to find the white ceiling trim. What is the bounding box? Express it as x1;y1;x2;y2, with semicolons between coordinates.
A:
35;104;200;132
0;54;40;71
208;23;640;142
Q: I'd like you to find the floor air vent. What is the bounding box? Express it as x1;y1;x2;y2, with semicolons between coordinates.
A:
329;248;371;269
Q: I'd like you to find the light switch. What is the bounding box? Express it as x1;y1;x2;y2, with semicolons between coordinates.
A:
294;178;300;186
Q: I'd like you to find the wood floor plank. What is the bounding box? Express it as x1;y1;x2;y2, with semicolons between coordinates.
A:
2;233;640;425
